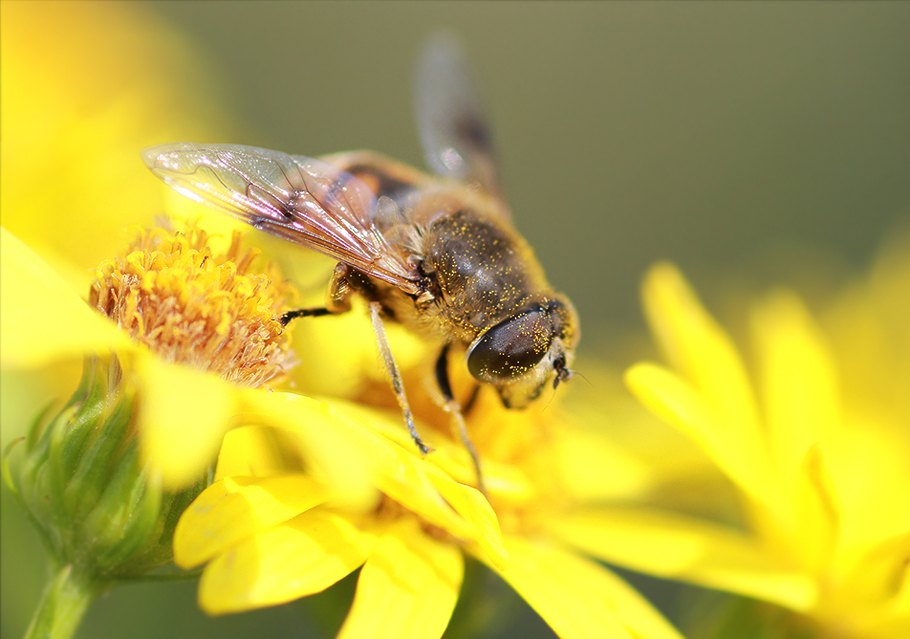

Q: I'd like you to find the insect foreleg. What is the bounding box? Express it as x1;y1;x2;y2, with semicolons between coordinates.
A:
435;344;484;491
280;263;356;327
280;307;333;326
369;301;432;456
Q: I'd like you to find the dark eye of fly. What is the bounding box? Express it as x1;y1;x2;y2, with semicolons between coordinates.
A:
467;303;559;384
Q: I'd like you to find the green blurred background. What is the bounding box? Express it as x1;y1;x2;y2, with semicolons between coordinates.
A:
149;1;910;327
3;2;910;638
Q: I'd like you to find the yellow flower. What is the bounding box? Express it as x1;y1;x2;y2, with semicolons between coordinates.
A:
2;221;379;496
3;215;397;638
556;240;910;639
174;278;684;638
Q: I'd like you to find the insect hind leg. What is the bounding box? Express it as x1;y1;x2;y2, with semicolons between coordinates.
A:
435;344;484;492
369;302;432;455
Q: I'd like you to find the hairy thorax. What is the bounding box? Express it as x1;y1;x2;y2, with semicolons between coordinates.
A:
422;211;551;343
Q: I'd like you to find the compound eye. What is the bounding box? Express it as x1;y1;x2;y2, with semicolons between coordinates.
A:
467;307;555;384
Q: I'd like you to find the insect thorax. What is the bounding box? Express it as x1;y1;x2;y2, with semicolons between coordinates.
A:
419;208;551;344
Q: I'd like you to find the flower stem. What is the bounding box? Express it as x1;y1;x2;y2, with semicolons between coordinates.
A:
24;564;102;639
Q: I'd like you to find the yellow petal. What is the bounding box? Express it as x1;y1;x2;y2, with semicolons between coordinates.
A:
828;423;910;553
562;363;715;500
198;509;378;614
642;264;761;426
236;391;377;513
215;425;298;480
753;291;842;481
338;518;463;639
232;391;503;559
552;420;655;502
0;226;128;368
639;264;772;499
787;445;839;573
425;470;508;570
626;362;773;505
135;353;236;488
550;507;816;611
568;557;687;639
858;553;910;639
290;296;430;399
174;474;329;568
368;441;486;551
482;535;677;639
372;454;503;567
298;394;505;557
841;530;910;607
821;232;910;421
433;440;536;505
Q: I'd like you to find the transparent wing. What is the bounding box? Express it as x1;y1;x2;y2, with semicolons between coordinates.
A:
142;143;421;293
414;33;505;209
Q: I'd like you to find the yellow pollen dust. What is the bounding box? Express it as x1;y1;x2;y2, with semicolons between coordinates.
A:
88;222;297;387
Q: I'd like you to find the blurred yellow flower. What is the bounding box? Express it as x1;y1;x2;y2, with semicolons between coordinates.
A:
1;6;257;634
1;1;233;293
0;1;278;487
558;240;910;639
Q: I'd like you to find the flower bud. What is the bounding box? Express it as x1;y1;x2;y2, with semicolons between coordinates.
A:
4;220;297;586
6;355;206;581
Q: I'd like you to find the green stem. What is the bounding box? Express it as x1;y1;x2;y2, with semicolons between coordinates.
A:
23;564;102;639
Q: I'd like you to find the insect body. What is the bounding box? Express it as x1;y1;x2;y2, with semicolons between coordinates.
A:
142;37;579;487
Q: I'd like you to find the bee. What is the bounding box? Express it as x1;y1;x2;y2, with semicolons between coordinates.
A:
142;36;579;488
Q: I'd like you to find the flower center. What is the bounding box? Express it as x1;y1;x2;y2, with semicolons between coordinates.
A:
88;222;296;387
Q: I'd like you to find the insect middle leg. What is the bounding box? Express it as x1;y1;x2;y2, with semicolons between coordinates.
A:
368;301;431;455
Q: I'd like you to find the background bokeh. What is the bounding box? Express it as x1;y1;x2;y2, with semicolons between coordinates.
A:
149;1;910;326
3;2;909;638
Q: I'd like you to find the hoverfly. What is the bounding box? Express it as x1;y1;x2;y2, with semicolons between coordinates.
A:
142;36;579;488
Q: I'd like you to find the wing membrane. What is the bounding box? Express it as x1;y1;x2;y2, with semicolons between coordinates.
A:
414;34;505;211
142;143;420;293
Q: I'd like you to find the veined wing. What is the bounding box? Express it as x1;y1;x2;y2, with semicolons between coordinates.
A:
142;142;421;294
